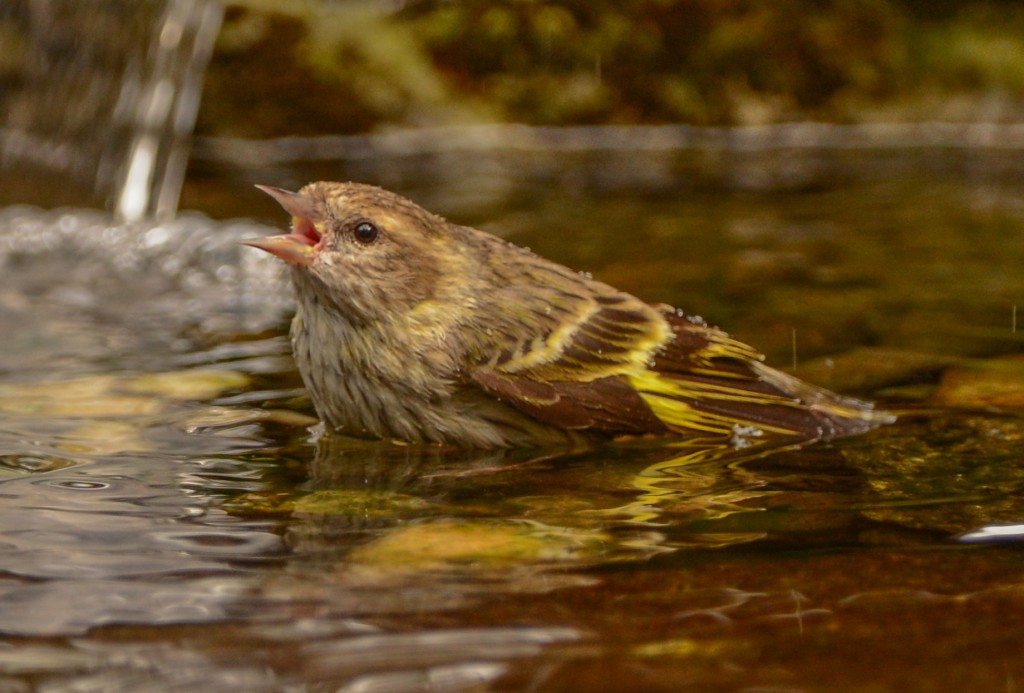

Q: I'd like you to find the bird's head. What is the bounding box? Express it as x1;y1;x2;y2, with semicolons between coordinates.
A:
245;182;456;324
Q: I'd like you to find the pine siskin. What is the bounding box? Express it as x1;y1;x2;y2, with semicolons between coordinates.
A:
244;182;891;448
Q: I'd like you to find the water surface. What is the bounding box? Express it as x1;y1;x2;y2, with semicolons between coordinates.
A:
1;162;1023;691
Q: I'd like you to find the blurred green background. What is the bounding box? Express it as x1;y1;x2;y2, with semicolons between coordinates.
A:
4;0;1024;215
200;0;1024;136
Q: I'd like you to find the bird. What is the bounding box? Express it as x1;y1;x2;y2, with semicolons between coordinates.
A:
244;181;891;449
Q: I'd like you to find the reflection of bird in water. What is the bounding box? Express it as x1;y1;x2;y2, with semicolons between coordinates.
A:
245;182;892;448
593;439;794;532
275;434;794;559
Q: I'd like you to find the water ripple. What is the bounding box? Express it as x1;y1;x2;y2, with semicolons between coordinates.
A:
0;463;285;635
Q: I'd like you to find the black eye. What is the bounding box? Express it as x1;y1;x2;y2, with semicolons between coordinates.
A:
353;221;379;244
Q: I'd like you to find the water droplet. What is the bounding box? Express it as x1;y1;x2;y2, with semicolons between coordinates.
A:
38;479;111;491
143;226;170;248
730;424;764;449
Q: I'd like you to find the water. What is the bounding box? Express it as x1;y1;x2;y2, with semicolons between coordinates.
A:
0;0;222;220
3;3;1024;689
1;163;1024;690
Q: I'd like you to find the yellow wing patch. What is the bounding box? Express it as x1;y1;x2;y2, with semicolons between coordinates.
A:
628;369;801;437
490;294;670;383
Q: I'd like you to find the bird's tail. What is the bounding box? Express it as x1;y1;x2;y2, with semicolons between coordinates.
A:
629;360;893;445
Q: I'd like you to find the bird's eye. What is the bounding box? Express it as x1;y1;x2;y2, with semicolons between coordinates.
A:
353;221;380;244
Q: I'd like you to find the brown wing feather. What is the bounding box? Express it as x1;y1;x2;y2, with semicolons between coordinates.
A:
468;290;672;434
471;370;669;434
465;257;886;442
634;310;889;440
468;296;884;438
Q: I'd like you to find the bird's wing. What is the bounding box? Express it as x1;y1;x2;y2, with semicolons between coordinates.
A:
635;311;885;439
468;293;672;434
470;295;884;441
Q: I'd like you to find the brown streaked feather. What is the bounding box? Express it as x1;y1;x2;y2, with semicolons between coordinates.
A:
468;299;883;442
651;310;765;372
471;370;669;434
486;297;667;379
465;288;672;434
628;311;886;440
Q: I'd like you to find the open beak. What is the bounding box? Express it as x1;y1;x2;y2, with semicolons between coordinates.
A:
242;185;322;267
